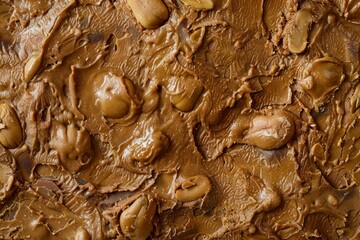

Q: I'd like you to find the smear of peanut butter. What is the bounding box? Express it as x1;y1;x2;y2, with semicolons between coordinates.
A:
0;0;360;239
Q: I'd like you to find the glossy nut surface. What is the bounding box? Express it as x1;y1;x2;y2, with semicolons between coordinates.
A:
175;175;212;202
243;113;295;150
0;103;23;149
126;0;169;29
299;57;344;101
24;53;42;82
180;0;214;10
288;9;313;54
94;72;137;119
120;195;157;240
171;84;203;112
75;227;91;240
49;122;92;173
123;130;170;166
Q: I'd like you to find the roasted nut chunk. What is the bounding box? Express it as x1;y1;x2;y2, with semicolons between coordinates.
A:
299;56;344;106
242;113;295;150
49;122;92;173
170;75;203;112
123;130;170;166
288;9;313;54
175;175;212;202
180;0;214;10
0;103;23;149
94;72;140;120
120;195;157;240
24;53;42;82
126;0;169;29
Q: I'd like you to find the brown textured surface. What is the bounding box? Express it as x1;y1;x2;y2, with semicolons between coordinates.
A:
0;0;360;239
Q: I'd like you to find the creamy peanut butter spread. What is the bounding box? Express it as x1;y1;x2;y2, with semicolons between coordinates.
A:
0;0;360;239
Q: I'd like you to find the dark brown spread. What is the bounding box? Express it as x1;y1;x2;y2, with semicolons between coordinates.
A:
0;0;360;239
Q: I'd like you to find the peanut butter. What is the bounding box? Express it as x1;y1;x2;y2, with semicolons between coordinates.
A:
0;0;360;239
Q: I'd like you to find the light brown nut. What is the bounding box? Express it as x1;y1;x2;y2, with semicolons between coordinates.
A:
299;57;344;105
49;122;92;173
123;130;170;166
179;0;214;10
120;195;157;240
126;0;169;29
75;227;91;240
243;112;295;150
258;187;282;212
94;72;138;119
175;175;212;202
24;53;42;82
0;103;23;149
288;9;313;54
170;81;203;112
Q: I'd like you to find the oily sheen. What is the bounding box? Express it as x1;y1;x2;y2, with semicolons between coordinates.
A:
0;0;360;239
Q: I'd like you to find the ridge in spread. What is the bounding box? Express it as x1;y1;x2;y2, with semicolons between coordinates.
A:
1;0;360;239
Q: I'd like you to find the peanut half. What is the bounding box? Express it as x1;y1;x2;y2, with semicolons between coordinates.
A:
180;0;214;10
242;113;295;150
126;0;169;29
94;72;138;119
288;9;313;54
299;56;344;104
0;103;23;149
170;77;203;112
175;175;212;202
24;53;42;82
120;195;157;240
